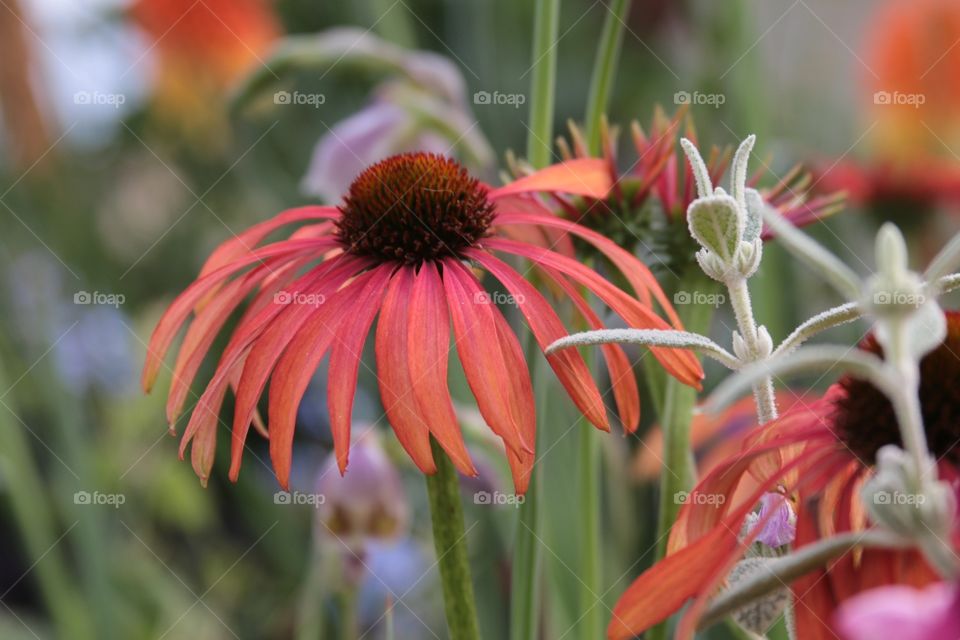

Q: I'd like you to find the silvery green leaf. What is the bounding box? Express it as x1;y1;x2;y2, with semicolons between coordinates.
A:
760;206;861;300
743;188;765;243
876;223;909;281
706;346;888;414
874;301;947;361
773;302;862;357
687;194;742;262
546;328;740;369
730;135;756;210
924;230;960;283
680;137;713;200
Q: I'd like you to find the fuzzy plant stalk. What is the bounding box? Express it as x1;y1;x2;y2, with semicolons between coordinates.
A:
549;133;960;634
425;438;482;640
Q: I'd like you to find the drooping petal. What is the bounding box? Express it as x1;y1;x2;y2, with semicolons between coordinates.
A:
142;238;336;391
464;248;609;430
543;266;641;432
326;266;394;474
407;262;476;475
375;266;436;475
477;238;703;387
229;255;367;479
494;210;680;326
442;259;531;454
268;267;389;488
491;307;536;493
198;206;340;278
488;158;613;200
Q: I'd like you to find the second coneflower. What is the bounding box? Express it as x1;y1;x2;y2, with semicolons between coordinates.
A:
143;152;702;492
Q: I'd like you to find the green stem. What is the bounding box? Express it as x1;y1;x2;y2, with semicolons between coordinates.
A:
584;0;632;153
425;438;481;640
649;273;716;640
578;417;602;640
510;342;549;640
0;359;93;640
526;0;560;168
338;585;358;640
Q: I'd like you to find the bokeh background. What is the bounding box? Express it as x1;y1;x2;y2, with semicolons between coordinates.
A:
1;0;959;638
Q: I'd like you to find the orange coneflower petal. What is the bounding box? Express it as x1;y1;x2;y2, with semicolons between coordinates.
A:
478;239;703;388
197;206;339;278
142;238;336;391
442;259;532;455
325;266;394;475
407;262;476;476
268;268;388;488
229;256;368;479
544;266;641;432
464;249;609;431
376;267;436;475
491;306;536;494
488;158;613;200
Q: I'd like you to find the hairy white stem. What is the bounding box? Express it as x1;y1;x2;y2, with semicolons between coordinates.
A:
773;302;861;357
546;328;740;369
698;530;909;631
726;277;778;423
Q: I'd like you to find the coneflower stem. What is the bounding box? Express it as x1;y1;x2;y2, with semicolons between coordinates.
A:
425;438;481;640
584;0;632;154
579;349;603;640
526;0;560;168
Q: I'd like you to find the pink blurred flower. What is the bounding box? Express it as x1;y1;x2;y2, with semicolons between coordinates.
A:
835;582;960;640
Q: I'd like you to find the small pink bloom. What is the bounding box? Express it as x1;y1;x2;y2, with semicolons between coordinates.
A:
835;582;960;640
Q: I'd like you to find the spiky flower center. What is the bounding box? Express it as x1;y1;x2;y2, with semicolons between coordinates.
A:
336;153;496;264
833;312;960;465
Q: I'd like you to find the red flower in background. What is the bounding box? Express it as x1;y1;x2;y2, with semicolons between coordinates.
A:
143;153;702;493
818;0;960;206
606;314;960;640
549;107;842;239
130;0;280;86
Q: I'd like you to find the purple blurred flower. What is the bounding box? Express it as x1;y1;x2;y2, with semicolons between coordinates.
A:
300;29;492;203
314;429;409;548
754;492;796;548
835;581;960;640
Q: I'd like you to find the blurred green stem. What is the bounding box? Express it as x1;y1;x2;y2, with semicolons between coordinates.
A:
0;358;93;640
425;438;481;640
648;272;715;640
370;0;416;48
584;0;632;153
526;0;560;168
578;349;602;640
510;345;548;640
337;585;358;640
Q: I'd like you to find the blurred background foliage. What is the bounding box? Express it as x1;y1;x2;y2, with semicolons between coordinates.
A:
1;0;959;638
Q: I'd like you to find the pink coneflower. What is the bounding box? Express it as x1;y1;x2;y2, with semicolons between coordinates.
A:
143;152;703;493
606;314;960;640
